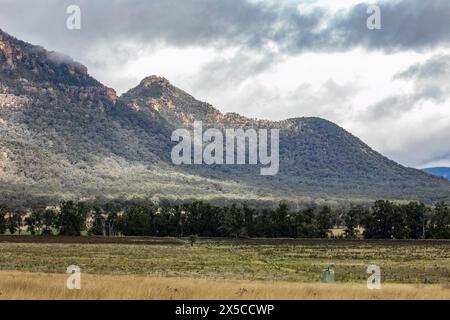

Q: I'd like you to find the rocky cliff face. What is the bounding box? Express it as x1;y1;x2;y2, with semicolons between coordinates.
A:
0;29;118;107
1;29;450;206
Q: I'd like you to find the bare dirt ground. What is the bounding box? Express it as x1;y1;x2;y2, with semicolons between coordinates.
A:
0;235;186;245
1;235;449;246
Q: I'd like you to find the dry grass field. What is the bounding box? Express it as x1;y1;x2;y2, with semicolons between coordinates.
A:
0;271;449;300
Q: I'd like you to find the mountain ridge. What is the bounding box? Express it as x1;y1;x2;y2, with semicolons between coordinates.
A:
1;28;450;206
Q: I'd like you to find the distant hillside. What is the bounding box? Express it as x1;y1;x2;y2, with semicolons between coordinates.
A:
423;167;450;180
1;28;450;206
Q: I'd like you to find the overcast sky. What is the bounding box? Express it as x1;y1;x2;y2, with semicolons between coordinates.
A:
1;0;449;168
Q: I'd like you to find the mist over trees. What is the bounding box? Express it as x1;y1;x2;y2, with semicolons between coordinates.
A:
0;200;449;239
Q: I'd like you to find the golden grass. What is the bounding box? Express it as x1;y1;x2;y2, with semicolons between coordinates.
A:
0;271;448;300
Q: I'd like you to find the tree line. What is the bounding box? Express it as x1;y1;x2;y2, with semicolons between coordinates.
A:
0;200;449;239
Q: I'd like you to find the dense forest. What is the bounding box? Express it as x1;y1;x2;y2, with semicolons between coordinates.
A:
0;200;449;239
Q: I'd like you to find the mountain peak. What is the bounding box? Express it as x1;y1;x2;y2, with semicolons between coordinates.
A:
121;75;226;127
139;75;171;88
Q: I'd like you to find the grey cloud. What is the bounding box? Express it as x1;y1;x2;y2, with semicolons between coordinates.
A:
97;0;450;53
328;1;450;53
1;0;450;60
188;50;280;92
0;0;277;54
394;54;450;80
364;54;450;120
364;95;417;121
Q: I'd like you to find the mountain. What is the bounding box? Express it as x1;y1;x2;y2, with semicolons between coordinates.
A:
1;29;450;206
423;167;450;181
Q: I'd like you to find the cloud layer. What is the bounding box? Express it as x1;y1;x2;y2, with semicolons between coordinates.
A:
3;0;450;52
